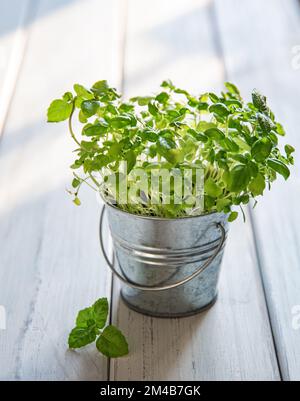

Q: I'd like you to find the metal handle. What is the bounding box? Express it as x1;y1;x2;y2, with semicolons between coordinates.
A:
99;205;226;292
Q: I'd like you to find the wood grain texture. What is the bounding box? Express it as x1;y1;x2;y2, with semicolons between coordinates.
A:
109;0;280;381
0;0;34;137
214;0;300;380
0;0;123;380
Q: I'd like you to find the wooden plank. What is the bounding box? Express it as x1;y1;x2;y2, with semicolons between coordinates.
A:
109;0;280;381
0;0;33;137
0;0;123;380
214;0;300;381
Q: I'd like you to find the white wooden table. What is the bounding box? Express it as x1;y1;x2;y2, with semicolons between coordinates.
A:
0;0;300;381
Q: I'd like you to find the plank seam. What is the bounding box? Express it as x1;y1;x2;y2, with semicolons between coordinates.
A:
248;206;284;380
211;0;282;380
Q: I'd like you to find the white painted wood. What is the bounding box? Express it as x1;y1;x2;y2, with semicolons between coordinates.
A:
214;0;300;381
0;0;123;380
0;0;33;137
109;0;280;381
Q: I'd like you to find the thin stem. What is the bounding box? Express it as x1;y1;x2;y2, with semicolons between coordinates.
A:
68;103;81;146
89;173;101;188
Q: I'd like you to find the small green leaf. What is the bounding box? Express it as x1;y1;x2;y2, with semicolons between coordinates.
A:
252;89;268;114
130;96;153;106
155;92;169;104
110;115;132;128
276;122;286;136
81;100;100;117
228;211;238;222
68;324;97;349
92;298;109;329
228;164;251;192
267;159;290;180
96;325;129;358
208;103;230;118
125;150;136;173
249;173;265;196
225;82;240;96
221;137;239;152
91;80;109;95
76;307;94;328
216;198;231;212
72;178;80;188
47;99;73;122
204;177;223;197
148;101;159;116
285;144;295;157
73;197;81;206
73;84;93;99
83;121;109;136
257;113;275;134
204;127;225;141
251;137;272;162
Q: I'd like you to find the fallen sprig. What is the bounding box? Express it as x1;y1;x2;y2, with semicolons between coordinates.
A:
68;298;128;358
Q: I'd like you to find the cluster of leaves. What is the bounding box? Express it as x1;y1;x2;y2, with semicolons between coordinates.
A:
68;297;128;358
47;80;294;221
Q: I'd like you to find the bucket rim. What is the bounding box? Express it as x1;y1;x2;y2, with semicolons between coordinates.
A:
103;201;227;222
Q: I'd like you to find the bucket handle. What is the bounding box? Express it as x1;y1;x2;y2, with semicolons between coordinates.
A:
99;205;226;292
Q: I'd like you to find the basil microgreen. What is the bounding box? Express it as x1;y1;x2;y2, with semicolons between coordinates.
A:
47;80;294;221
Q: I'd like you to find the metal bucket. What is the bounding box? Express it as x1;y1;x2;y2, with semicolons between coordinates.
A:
100;203;228;318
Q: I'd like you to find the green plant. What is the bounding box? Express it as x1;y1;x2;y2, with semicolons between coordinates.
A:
47;80;294;221
68;297;128;358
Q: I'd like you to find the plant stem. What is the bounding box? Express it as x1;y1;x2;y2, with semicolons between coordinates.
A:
89;173;100;188
68;103;81;146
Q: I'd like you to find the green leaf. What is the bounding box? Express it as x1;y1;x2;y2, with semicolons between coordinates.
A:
251;137;272;162
216;198;231;212
161;79;174;89
221;137;239;152
110;115;133;128
257;113;275;134
92;298;108;329
208;103;230;118
91;80;109;95
83;121;109;136
204;177;223;197
130;96;153;106
47;98;73;122
267;159;290;180
228;164;251;192
72;178;80;188
276;122;286;136
148;101;159;116
249;173;265;196
73;197;81;206
228;211;238;222
74;84;93;99
68;324;97;349
252;89;268;114
285;144;295;157
96;325;129;358
187;128;207;142
204;127;225;141
225;82;240;96
125;150;136;173
81;100;100;117
76;307;94;328
155;92;169;104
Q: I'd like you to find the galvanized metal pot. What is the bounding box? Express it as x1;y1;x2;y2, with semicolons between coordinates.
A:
100;203;228;318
